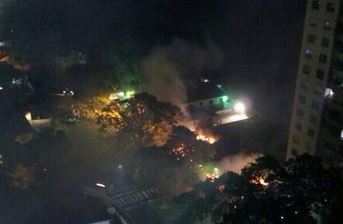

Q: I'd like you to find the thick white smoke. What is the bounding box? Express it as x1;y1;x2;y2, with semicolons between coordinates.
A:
141;39;223;106
216;153;262;174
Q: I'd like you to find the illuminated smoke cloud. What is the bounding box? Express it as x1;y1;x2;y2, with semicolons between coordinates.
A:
141;39;223;107
216;153;262;174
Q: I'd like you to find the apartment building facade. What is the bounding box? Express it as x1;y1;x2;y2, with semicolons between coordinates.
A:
287;0;341;159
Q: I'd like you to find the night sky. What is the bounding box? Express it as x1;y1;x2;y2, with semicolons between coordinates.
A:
1;0;307;149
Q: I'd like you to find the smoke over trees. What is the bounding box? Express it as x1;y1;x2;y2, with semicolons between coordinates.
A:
142;39;223;106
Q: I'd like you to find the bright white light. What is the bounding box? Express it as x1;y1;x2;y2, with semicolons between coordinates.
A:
200;78;209;83
118;164;123;169
0;86;3;90
109;93;118;101
259;178;269;186
96;183;106;188
341;130;343;140
220;114;249;124
234;102;246;114
325;88;334;98
25;112;32;121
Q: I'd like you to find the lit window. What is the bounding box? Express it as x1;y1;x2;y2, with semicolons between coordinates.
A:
302;65;311;75
319;54;328;63
316;70;325;80
307;129;316;137
298;95;306;104
305;49;313;58
327;2;335;12
321;38;329;47
307;34;316;43
312;0;320;9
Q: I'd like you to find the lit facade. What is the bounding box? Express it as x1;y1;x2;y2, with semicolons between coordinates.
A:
287;0;340;159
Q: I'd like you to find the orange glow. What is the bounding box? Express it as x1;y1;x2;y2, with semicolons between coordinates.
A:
170;143;187;158
205;173;219;182
250;176;269;186
194;129;218;144
196;134;217;144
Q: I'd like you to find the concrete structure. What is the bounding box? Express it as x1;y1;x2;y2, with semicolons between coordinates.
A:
180;81;249;128
287;0;343;165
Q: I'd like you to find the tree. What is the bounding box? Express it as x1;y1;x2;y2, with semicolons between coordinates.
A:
163;155;343;224
57;92;183;151
164;126;216;164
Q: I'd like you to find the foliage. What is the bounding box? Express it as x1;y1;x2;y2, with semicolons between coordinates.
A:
133;147;199;193
164;126;216;164
163;154;343;224
61;92;183;148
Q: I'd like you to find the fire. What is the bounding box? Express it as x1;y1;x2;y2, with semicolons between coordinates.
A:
194;130;218;144
198;165;221;182
250;176;269;186
259;178;269;186
170;143;187;158
206;173;219;182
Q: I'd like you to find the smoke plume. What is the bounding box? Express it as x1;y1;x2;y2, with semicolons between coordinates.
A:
216;153;262;174
141;39;223;107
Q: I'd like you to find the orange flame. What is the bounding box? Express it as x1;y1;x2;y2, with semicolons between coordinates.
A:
195;129;218;144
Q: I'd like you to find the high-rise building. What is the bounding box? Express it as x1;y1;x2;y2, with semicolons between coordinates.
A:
287;0;343;164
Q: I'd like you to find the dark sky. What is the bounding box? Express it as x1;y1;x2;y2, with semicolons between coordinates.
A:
1;0;307;144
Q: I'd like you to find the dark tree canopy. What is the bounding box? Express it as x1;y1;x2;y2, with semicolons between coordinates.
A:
157;155;343;224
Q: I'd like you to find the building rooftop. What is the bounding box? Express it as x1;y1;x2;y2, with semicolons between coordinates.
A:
186;82;225;103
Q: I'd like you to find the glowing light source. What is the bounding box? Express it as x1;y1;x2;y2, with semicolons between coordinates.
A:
126;90;135;98
25;112;32;121
325;88;334;98
222;95;229;102
109;93;118;101
96;183;106;188
118;91;125;97
200;77;209;83
259;178;269;186
234;102;246;114
170;143;187;158
196;134;217;144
